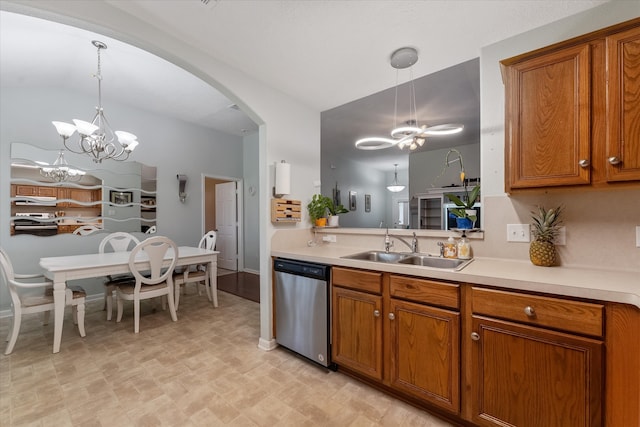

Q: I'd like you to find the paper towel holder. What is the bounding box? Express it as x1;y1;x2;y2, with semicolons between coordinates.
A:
177;174;188;203
273;160;291;198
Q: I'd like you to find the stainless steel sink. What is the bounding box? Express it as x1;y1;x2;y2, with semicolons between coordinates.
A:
397;254;473;270
341;251;473;270
341;251;411;263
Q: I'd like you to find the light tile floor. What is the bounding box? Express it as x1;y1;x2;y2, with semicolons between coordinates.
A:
0;290;456;426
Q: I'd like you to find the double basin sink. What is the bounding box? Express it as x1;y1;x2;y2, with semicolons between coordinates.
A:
341;250;472;271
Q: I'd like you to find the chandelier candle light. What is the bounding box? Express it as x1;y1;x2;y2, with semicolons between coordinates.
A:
355;47;464;151
52;40;139;163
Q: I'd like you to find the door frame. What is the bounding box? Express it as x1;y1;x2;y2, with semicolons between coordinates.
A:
201;173;244;272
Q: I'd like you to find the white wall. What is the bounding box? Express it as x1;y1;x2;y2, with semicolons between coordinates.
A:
0;86;244;309
476;2;640;270
242;132;260;272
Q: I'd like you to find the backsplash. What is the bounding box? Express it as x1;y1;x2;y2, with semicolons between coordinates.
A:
272;187;640;273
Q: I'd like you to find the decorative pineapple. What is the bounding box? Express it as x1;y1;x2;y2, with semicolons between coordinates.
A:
529;206;563;267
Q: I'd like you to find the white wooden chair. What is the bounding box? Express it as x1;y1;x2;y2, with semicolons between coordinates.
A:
73;225;100;235
115;236;178;333
145;225;157;234
99;232;140;321
173;230;216;310
1;247;86;355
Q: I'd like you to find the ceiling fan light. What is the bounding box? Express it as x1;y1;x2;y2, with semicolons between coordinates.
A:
390;126;421;139
423;123;464;135
355;136;397;150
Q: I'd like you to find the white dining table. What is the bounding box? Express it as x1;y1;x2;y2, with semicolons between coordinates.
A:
40;246;218;353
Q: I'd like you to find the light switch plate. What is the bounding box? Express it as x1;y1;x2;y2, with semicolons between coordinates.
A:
322;235;337;243
555;227;566;246
507;224;530;242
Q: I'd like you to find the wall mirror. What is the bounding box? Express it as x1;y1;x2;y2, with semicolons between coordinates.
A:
321;58;481;230
10;142;156;237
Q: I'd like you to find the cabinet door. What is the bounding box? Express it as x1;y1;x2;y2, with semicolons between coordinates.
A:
470;316;603;427
37;186;57;197
389;299;460;413
606;25;640;182
15;185;37;196
67;188;94;207
504;44;591;190
332;287;383;380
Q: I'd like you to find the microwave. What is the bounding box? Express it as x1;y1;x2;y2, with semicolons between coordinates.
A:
443;203;481;230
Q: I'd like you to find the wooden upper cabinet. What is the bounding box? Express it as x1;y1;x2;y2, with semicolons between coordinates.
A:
504;44;592;190
606;25;640;182
502;18;640;191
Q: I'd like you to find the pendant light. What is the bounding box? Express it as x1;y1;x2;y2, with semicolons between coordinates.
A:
387;164;405;192
52;40;139;163
355;47;463;151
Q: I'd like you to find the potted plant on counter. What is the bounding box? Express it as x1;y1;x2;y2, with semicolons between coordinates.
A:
307;194;331;227
326;199;349;227
444;179;480;229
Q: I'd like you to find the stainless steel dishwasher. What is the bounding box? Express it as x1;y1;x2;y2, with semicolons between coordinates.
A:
274;258;333;368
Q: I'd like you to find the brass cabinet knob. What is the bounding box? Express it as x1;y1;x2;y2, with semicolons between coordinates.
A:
524;306;536;317
578;159;590;168
471;332;480;341
373;309;380;318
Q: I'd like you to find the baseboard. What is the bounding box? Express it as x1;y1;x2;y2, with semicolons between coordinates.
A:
243;268;260;275
258;337;277;351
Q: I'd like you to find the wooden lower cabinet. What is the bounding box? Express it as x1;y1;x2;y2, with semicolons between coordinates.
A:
469;315;603;427
330;266;638;426
332;286;383;380
331;267;461;416
388;298;459;413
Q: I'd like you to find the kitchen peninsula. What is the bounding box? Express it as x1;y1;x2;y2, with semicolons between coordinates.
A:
272;230;639;427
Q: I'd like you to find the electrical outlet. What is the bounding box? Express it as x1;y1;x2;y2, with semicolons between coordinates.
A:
322;234;337;243
554;226;566;246
507;224;530;242
636;226;640;248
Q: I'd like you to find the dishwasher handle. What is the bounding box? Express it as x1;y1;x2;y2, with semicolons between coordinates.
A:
274;258;330;281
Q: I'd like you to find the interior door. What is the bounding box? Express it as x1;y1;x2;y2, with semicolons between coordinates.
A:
215;181;237;271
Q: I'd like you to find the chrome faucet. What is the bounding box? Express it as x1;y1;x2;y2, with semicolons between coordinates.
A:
385;230;418;253
437;241;445;257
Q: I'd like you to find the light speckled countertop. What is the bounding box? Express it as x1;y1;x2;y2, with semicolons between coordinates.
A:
272;245;640;308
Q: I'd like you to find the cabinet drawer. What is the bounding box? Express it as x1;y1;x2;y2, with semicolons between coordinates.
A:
332;267;382;294
472;287;604;337
390;275;459;310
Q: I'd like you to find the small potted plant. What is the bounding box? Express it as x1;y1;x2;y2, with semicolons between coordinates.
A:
326;199;349;227
530;205;563;267
307;194;331;227
444;177;480;229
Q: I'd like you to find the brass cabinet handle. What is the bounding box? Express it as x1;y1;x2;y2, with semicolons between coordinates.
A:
608;156;621;165
471;332;480;341
578;159;590;168
524;306;536;317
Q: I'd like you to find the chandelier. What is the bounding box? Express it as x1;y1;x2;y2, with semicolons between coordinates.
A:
52;40;139;163
355;47;463;151
39;150;86;182
386;164;405;192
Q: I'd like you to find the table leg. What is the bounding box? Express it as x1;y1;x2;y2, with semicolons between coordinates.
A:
210;259;218;307
53;279;66;353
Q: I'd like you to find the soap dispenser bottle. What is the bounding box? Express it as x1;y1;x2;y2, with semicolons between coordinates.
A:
457;233;472;259
443;236;457;259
